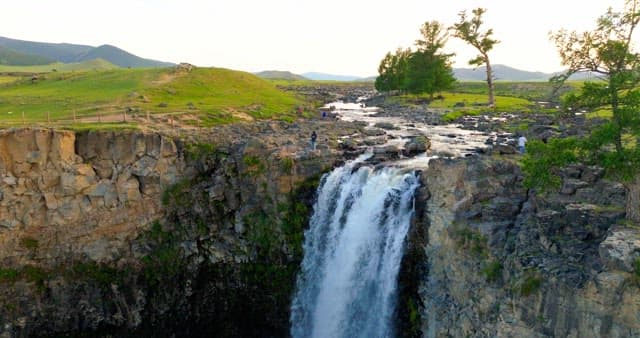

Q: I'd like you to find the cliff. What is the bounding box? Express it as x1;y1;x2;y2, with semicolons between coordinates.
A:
0;125;637;337
416;156;639;337
0;122;362;337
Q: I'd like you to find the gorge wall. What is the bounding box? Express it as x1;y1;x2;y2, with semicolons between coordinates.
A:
417;156;640;337
0;126;638;337
0;123;360;337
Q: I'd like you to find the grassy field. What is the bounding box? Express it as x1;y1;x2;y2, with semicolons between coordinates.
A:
0;67;303;127
452;81;581;102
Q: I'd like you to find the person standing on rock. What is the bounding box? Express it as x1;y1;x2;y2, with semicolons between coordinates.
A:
311;131;317;151
518;134;527;154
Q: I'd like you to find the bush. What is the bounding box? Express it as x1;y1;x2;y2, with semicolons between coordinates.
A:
482;260;503;283
516;271;542;297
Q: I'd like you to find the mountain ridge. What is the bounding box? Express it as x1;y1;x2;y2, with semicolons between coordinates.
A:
0;36;173;68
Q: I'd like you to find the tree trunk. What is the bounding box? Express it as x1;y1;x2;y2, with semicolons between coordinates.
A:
626;175;640;223
485;57;495;107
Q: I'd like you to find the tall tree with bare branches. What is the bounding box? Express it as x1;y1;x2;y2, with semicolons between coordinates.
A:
451;8;499;107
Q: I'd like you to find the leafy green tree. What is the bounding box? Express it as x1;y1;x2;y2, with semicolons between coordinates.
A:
375;48;411;92
526;0;640;222
451;8;499;107
376;21;455;96
405;21;456;97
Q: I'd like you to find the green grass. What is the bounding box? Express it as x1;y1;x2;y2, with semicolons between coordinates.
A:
0;67;302;127
453;81;580;102
0;76;19;85
586;108;613;119
427;92;533;111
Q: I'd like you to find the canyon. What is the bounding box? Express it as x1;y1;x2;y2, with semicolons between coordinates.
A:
0;109;637;337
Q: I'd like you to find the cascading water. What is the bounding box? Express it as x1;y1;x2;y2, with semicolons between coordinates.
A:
290;154;420;338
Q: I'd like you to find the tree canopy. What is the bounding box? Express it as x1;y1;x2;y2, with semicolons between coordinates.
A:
525;0;640;222
375;21;455;97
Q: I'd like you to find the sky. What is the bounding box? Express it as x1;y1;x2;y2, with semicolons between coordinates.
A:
2;0;623;77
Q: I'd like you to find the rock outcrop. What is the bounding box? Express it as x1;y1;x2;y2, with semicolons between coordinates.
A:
415;156;639;337
0;123;359;337
0;129;182;267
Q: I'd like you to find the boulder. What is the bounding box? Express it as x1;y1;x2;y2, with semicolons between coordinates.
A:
404;136;430;156
599;226;640;272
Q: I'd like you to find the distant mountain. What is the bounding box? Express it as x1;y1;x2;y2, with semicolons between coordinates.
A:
255;70;308;81
0;45;55;66
302;72;363;81
74;44;173;68
454;64;551;81
0;58;119;73
0;36;173;68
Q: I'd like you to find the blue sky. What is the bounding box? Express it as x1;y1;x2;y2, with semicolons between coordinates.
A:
3;0;618;76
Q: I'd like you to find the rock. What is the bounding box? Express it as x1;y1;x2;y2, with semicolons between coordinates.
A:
118;178;142;203
599;226;640;272
493;144;517;155
581;166;605;183
3;176;17;186
404;136;430;156
60;172;95;195
132;156;158;177
560;179;589;195
362;128;386;136
43;192;58;210
339;139;359;151
373;122;397;130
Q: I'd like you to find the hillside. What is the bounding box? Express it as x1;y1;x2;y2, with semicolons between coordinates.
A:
454;64;551;81
74;44;174;68
0;67;301;126
255;70;308;81
0;36;173;68
0;46;54;66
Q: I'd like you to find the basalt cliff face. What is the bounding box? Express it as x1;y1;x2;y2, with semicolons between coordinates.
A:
416;157;639;337
0;126;638;337
0;123;359;337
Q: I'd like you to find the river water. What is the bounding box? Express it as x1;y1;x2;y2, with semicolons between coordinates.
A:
324;100;494;166
290;100;490;337
290;153;420;338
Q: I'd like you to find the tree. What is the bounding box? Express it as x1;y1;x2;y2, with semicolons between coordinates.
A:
375;21;455;97
527;0;640;222
451;8;499;107
405;21;456;97
375;48;411;92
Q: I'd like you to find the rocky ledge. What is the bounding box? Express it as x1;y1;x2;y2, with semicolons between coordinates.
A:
413;156;639;337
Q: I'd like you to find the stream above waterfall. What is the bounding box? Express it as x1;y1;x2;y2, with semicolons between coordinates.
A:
323;100;499;166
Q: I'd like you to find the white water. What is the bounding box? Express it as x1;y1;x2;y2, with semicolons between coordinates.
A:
290;153;420;338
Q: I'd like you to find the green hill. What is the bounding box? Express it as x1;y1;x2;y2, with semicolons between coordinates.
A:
0;36;92;63
0;67;302;126
255;70;308;81
0;46;55;66
0;36;173;68
75;44;174;68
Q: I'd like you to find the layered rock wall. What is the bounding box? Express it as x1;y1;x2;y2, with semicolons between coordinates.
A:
0;129;182;267
0;126;346;337
418;157;640;337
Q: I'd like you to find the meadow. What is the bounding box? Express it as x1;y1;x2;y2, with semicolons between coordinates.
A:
0;66;303;127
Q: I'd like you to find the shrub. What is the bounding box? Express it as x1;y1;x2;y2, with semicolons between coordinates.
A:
482;260;503;283
516;271;542;297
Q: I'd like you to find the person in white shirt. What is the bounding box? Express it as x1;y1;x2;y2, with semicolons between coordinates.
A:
517;134;527;154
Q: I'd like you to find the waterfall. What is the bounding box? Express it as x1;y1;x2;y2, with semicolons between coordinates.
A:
290;154;420;338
